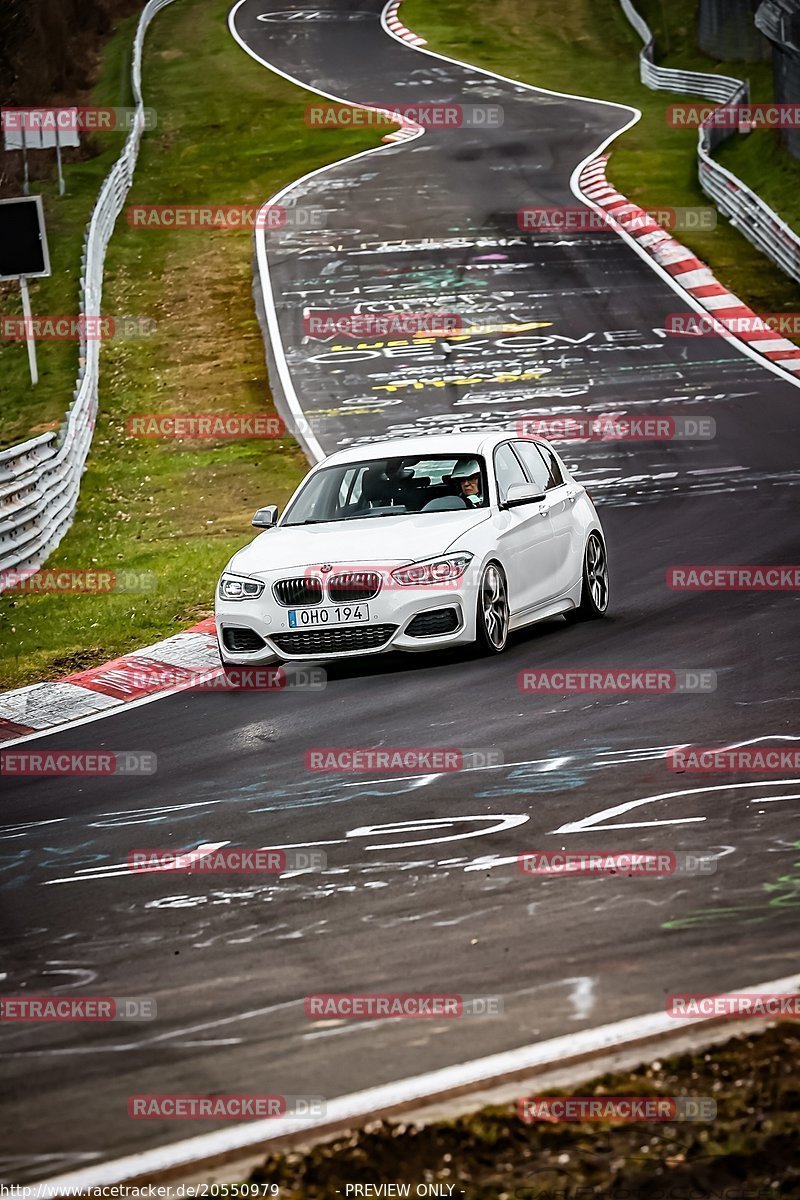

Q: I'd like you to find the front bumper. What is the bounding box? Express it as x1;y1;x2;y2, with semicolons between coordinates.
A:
215;579;476;662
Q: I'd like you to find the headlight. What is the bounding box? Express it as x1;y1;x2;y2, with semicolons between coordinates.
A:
218;573;265;601
391;553;473;587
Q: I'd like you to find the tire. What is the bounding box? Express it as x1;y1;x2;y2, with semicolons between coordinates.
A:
565;532;610;622
474;562;510;654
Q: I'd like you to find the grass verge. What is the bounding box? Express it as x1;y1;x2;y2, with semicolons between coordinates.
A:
245;1023;799;1198
402;0;800;316
639;0;800;249
0;0;384;691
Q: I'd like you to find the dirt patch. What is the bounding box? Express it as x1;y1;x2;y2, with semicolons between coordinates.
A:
48;648;110;676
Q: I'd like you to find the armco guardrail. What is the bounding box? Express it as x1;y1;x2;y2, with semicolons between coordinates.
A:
619;0;800;286
0;0;175;587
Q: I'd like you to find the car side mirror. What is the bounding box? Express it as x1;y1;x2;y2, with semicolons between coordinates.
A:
504;484;546;508
252;505;278;529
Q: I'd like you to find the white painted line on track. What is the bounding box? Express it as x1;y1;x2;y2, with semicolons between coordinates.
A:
228;0;426;464
376;0;800;389
232;0;640;463
39;972;800;1191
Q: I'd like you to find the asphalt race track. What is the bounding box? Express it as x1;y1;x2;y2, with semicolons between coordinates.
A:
2;0;799;1183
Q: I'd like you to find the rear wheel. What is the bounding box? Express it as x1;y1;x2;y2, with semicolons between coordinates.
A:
566;532;609;622
475;562;510;654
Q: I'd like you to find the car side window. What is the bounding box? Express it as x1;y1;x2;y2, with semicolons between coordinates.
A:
515;441;564;491
493;443;528;503
513;441;551;494
539;445;565;490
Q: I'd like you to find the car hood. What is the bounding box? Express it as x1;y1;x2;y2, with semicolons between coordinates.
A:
227;509;491;576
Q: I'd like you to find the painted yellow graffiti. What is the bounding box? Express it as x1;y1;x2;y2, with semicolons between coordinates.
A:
374;369;549;393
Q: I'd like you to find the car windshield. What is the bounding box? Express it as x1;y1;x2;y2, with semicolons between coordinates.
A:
281;455;489;526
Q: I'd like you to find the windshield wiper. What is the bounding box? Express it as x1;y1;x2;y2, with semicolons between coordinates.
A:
289;513;406;526
343;511;407;521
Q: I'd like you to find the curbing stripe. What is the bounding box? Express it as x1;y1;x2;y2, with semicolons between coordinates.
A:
384;1;427;45
577;154;800;373
0;618;221;745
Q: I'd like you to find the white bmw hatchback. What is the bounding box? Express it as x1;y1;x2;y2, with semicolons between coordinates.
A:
215;432;609;672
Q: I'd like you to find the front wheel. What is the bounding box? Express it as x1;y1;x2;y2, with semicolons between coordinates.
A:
475;562;510;654
566;532;609;622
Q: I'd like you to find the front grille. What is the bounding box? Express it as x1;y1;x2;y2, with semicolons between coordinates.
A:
328;571;382;603
271;624;397;656
406;608;460;638
222;626;267;653
273;577;323;606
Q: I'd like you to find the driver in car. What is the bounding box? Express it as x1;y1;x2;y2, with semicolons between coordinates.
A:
451;459;484;507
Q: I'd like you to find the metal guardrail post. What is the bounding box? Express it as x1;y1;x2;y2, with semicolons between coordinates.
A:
618;0;800;287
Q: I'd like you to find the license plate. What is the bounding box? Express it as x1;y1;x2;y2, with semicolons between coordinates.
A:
288;604;369;628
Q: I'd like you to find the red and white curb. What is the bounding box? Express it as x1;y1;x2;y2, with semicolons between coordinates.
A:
381;1;425;142
382;118;423;144
385;0;426;47
579;155;800;373
0;617;221;745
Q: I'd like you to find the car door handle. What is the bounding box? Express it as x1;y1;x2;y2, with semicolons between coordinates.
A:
565;488;577;503
537;501;550;516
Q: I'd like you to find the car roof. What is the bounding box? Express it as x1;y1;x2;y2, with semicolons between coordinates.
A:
318;432;545;467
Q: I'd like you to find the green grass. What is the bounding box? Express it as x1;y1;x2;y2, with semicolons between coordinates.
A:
640;0;800;262
402;0;800;314
0;0;384;691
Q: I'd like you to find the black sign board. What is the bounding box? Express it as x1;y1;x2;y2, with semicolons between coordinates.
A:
0;195;51;280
